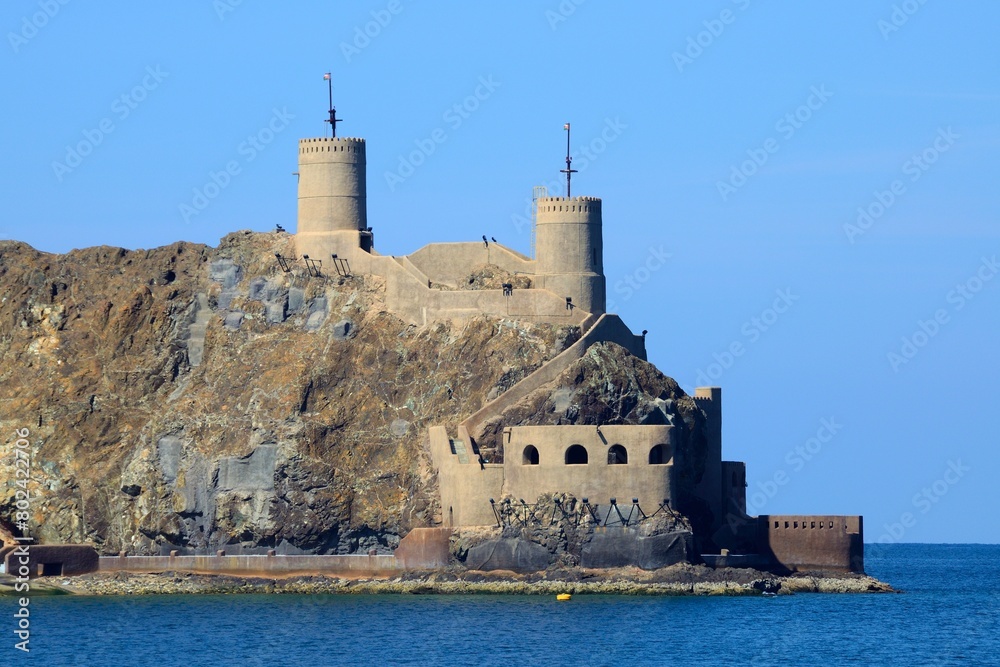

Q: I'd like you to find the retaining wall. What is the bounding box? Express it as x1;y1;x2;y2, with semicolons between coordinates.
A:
99;553;400;576
96;528;454;577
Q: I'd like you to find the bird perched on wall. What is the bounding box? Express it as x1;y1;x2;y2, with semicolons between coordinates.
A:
491;236;497;243
482;235;489;248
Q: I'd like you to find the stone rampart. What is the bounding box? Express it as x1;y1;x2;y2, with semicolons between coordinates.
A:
757;515;864;573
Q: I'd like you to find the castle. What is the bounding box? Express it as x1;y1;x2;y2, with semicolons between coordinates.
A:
0;115;865;581
291;123;865;575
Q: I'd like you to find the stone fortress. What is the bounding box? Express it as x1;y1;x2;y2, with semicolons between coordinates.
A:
290;120;865;575
0;106;864;580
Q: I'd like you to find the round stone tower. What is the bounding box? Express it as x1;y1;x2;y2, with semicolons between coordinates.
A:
296;136;371;258
534;196;606;315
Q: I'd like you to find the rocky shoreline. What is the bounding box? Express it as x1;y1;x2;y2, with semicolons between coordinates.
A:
4;565;896;597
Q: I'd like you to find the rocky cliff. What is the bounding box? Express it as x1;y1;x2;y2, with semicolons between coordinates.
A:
0;231;706;556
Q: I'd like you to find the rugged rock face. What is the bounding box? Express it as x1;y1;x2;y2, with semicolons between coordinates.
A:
0;232;708;557
453;493;696;572
472;344;707;478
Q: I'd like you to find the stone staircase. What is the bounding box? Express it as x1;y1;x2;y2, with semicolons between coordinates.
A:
458;313;646;447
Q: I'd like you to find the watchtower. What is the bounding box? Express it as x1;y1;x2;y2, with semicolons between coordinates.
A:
295;136;372;258
533;196;606;315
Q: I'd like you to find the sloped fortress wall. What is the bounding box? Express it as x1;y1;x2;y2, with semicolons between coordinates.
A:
534;196;606;315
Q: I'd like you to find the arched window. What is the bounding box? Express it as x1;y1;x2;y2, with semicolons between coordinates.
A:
565;444;588;465
649;444;670;465
607;444;628;465
522;445;539;465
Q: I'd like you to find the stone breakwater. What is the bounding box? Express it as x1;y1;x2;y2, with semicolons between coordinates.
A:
62;567;895;596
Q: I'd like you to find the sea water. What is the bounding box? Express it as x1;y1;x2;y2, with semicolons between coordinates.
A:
10;544;999;666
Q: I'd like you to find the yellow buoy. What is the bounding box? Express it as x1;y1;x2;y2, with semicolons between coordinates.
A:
556;593;572;601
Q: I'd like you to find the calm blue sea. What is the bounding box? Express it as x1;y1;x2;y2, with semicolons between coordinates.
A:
7;544;999;666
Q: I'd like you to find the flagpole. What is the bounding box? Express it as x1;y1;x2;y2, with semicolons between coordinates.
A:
560;123;577;198
326;73;334;137
566;124;571;197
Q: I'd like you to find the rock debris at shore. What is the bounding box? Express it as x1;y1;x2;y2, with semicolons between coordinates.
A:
54;566;895;597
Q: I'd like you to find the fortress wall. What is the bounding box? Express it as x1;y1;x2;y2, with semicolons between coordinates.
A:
294;229;369;264
378;252;588;327
392;255;432;286
2;544;99;577
287;242;588;328
757;515;864;573
461;314;647;442
692;388;724;537
533;273;606;317
429;426;503;527
503;425;676;509
406;242;534;287
721;461;747;516
394;528;453;569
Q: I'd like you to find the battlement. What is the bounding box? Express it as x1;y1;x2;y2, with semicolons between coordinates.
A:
299;137;366;155
693;386;722;405
764;516;862;533
299;137;366;143
537;196;601;202
536;197;602;215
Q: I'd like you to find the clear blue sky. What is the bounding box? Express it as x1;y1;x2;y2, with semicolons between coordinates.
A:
2;1;997;543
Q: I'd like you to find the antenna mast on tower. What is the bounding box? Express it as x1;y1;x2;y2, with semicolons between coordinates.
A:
324;72;342;137
560;123;577;198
